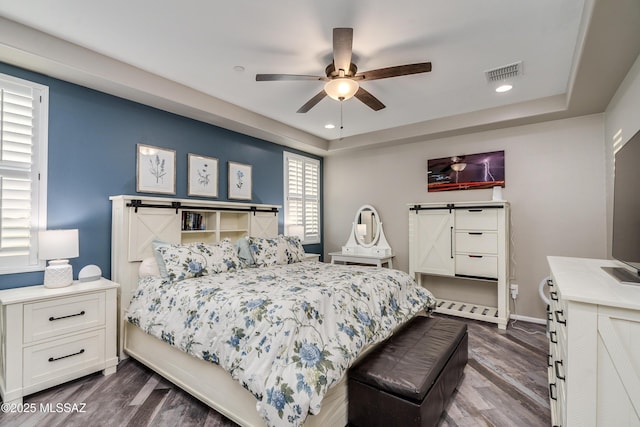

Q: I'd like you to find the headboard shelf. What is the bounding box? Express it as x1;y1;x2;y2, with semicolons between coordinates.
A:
126;198;279;215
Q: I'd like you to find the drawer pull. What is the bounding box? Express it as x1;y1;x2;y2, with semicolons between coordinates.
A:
468;232;483;235
548;354;553;367
550;330;557;344
555;360;566;381
48;348;85;362
49;310;86;322
468;255;484;258
468;209;483;212
550;291;558;301
554;310;567;325
549;382;557;401
547;278;555;287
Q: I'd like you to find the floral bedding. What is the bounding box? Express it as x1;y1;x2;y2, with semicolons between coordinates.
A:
126;261;436;427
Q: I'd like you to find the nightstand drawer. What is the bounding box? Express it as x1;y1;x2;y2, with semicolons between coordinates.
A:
23;292;105;343
23;329;105;391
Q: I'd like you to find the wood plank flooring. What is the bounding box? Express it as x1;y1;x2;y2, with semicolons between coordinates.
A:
1;316;550;427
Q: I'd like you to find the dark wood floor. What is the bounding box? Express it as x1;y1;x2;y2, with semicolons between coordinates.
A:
1;316;550;427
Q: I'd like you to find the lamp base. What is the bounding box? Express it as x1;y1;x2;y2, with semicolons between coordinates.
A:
44;260;73;288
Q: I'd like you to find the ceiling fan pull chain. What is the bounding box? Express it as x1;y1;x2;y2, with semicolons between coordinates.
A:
340;100;344;139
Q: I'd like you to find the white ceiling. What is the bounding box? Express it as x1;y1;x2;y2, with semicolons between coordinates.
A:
0;0;639;155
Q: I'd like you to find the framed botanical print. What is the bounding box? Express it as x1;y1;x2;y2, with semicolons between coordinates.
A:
136;144;176;194
228;161;252;200
188;153;218;198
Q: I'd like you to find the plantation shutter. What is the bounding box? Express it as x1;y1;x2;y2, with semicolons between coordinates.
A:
0;74;48;273
284;152;320;244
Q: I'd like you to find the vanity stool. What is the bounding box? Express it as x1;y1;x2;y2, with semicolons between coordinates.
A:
348;316;468;427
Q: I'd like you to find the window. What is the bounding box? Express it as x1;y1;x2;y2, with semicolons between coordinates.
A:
284;152;320;245
0;73;48;274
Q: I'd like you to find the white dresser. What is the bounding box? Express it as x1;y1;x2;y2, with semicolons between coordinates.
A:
0;279;119;404
547;256;640;426
409;201;510;328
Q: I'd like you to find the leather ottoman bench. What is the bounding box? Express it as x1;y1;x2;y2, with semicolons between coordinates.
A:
348;315;468;427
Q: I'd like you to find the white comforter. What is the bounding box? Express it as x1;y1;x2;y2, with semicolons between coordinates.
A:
126;261;435;426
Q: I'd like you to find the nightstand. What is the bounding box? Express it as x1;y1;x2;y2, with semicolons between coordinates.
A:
304;253;321;262
0;278;119;405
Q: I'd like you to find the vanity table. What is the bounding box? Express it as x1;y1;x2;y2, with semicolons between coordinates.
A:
336;204;394;267
329;251;394;268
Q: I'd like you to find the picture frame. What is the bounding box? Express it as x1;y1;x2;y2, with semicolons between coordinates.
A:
228;161;252;200
136;144;176;194
427;150;505;192
188;153;218;198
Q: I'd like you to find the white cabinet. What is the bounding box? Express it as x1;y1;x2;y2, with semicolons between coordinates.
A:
409;201;510;329
547;256;640;427
0;279;119;405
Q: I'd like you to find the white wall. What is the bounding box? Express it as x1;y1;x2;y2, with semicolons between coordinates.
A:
324;114;607;320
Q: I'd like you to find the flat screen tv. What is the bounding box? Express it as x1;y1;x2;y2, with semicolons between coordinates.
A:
604;128;640;285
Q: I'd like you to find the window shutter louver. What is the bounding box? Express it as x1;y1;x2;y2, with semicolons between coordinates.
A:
284;152;320;244
0;74;47;273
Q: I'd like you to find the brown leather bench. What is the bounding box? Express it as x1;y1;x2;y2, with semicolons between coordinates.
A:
348;315;468;426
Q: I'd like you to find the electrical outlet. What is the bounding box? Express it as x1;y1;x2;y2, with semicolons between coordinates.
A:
510;283;519;299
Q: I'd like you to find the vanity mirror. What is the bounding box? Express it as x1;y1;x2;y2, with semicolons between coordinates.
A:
342;205;392;256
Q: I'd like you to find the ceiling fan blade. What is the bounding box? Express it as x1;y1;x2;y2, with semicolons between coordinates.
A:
296;90;327;113
256;74;328;81
355;62;432;81
354;87;385;111
332;28;353;74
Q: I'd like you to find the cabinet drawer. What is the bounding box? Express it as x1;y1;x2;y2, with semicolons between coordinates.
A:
23;329;105;390
24;292;105;343
455;254;498;279
455;208;498;230
455;231;498;254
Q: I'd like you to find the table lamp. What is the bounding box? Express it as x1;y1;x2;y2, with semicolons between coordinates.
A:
39;229;79;288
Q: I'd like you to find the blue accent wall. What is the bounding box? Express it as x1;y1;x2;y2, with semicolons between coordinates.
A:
0;62;323;290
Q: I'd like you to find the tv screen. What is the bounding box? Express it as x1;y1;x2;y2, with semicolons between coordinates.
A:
611;129;640;275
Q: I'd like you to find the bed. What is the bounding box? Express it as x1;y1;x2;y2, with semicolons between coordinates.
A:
110;195;435;427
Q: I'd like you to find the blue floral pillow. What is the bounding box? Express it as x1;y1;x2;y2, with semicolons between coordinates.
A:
249;235;305;267
279;235;305;264
249;237;280;267
154;238;242;282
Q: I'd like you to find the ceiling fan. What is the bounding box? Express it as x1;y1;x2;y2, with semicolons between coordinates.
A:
255;28;432;113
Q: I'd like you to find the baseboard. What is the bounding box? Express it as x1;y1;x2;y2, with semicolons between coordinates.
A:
509;314;546;325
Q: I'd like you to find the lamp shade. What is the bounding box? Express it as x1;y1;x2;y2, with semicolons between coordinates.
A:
38;229;79;260
324;78;359;101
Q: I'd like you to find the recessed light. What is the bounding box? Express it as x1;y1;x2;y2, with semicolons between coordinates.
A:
324;124;335;129
495;84;513;93
233;65;245;72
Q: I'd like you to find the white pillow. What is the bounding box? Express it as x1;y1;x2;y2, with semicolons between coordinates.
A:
138;257;161;278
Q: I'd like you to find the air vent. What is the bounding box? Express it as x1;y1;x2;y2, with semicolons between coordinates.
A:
485;61;522;83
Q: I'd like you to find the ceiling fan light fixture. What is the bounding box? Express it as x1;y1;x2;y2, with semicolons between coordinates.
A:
324;78;359;101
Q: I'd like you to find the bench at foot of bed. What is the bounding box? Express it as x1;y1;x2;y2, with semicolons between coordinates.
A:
348;315;468;427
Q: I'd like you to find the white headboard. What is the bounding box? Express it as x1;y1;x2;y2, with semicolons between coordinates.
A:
110;195;281;356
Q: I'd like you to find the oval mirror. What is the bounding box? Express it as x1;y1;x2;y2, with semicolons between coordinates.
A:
354;205;380;248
